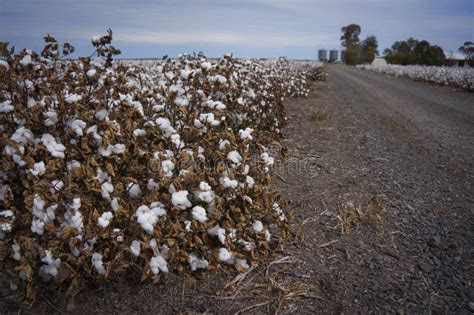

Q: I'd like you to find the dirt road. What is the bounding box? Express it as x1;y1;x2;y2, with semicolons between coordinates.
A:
275;64;474;313
10;65;474;314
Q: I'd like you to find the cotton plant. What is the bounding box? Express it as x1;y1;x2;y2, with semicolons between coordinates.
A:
0;29;315;301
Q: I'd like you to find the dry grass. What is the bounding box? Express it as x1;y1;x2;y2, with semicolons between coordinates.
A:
336;197;384;233
308;108;329;122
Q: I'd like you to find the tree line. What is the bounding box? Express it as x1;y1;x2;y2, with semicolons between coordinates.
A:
339;23;473;66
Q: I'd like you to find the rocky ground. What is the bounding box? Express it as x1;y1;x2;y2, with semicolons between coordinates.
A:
3;64;473;314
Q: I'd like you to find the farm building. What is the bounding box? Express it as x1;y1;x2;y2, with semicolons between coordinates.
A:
444;51;468;67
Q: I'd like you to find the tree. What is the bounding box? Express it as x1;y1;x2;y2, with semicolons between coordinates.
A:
360;35;379;63
340;24;361;49
344;48;358;65
459;41;474;62
384;38;444;66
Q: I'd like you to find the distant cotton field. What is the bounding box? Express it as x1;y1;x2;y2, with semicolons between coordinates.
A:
357;64;474;90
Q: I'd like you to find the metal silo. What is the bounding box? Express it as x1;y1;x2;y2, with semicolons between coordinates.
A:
340;50;346;62
318;49;327;62
329;50;338;62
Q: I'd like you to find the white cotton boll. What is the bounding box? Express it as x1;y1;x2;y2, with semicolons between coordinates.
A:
0;100;14;113
170;133;185;149
116;235;124;242
40;134;66;158
246;176;255;188
227;150;242;164
133;128;146;137
20;54;32;66
218;248;234;263
39;250;61;282
11;127;34;145
208;225;226;245
101;181;114;200
147;178;160;190
30;161;46;176
161;159;175;176
188;254;209;271
239;128;253;140
67;160;81;172
110;198;119;212
196;181;215;204
172;190;192;209
98;211;113;228
201;61;212;70
136;204;166;234
218;139;230;150
241;164;250;175
31;219;44;235
87;69;97;77
0;60;9;71
62;198;83;232
252;220;264;234
130;240;141;257
156;117;175;137
191;206;208;223
150;255;169;274
11;243;21;261
92;252;106;275
94;168;109;183
65;93;82;104
219;173;238;189
67;119;87;136
112;144;125;154
261;152;274;166
27;97;37;108
174;96;189;107
0;210;14;217
43;111;58;126
50;180;64;193
210;75;227;84
127;182;142;198
235;258;250;270
95;109;108;121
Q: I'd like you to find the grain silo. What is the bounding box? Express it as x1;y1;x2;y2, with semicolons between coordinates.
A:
318;49;327;62
340;50;346;62
329;50;338;62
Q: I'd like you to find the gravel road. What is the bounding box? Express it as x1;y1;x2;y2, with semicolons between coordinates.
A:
276;64;474;313
6;64;473;314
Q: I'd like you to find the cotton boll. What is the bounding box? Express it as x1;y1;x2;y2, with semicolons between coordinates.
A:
208;225;226;244
67;119;87;136
218;248;234;264
133;128;146;137
235;258;250;270
95;109;108;121
65;93;82;104
39;250;61;282
98;211;113;228
147;178;160;190
227;150;242;164
218;139;230;150
40;134;66;158
161;160;175;176
11;243;21;261
150;255;169;274
171;190;192;209
130;240;141;257
30;161;46;176
239;128;253;140
191;206;208;223
252;220;264;234
92;253;106;275
0;100;14;113
136;204;166;234
219;173;238;189
127;183;142;198
20;54;32;66
110;198;120;212
188;254;209;271
86;69;97;77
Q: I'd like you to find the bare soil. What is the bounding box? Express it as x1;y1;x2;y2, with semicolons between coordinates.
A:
3;64;473;314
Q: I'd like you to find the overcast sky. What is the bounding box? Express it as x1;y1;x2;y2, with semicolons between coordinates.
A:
1;0;473;59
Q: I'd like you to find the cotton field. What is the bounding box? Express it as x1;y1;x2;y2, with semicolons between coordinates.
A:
357;63;474;91
0;30;325;300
